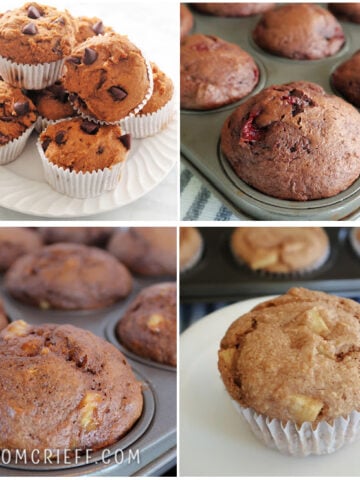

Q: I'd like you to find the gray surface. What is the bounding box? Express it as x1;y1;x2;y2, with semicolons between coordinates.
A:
0;276;176;476
181;8;360;220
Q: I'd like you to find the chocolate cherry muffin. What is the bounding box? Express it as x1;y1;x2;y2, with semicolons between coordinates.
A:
253;4;345;60
328;3;360;23
0;227;42;271
221;81;360;201
39;227;114;247
107;227;176;277
180;4;194;42
218;288;360;455
117;283;176;366
193;3;275;16
0;320;142;457
5;243;133;310
332;51;360;108
181;34;258;110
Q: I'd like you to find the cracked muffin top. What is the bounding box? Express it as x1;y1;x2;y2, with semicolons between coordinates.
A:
221;81;360;201
218;288;360;426
0;320;142;456
253;4;345;60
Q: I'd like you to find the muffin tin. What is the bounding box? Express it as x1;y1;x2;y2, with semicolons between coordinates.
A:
0;275;176;476
181;5;360;220
181;227;360;302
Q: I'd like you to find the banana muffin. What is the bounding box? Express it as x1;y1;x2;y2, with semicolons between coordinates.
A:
107;227;176;277
253;4;345;60
0;320;142;457
332;50;360;108
0;227;42;271
328;3;360;23
5;243;133;310
221;81;360;201
230;227;329;274
117;283;176;366
218;288;360;455
180;227;203;273
192;3;275;16
180;4;193;42
181;34;259;110
39;227;114;247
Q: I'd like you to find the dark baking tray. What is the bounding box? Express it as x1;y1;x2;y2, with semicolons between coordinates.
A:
180;4;360;220
0;275;176;477
180;227;360;302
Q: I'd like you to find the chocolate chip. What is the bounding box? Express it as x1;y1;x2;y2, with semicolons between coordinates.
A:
42;137;51;152
92;21;104;35
14;101;29;116
67;56;81;65
108;86;128;101
55;131;66;145
22;22;38;35
80;120;99;135
119;133;131;150
27;5;41;19
96;146;104;154
83;48;98;65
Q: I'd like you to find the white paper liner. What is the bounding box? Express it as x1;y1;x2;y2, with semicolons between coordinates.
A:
234;403;360;457
36;139;124;198
0;123;35;165
0;56;65;90
120;94;176;138
70;57;154;125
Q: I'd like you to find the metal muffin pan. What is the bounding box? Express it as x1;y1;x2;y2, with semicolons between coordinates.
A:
181;5;360;220
0;275;176;477
180;227;360;303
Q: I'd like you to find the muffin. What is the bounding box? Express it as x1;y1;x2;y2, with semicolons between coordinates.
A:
117;283;176;366
349;227;360;258
332;51;360;108
218;287;360;456
5;243;133;310
0;80;37;164
74;16;113;44
180;227;203;272
230;227;330;274
0;227;42;271
328;3;360;23
39;227;114;247
121;62;175;137
63;33;153;124
253;4;345;60
221;81;360;201
0;2;76;89
0;320;142;457
181;34;259;110
192;3;275;16
107;227;176;277
37;117;131;198
180;4;194;42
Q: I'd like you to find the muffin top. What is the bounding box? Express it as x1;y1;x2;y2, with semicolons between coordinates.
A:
192;3;275;16
180;4;193;42
0;227;42;271
0;80;37;144
332;50;360;108
180;227;203;272
0;2;75;64
328;3;360;23
140;63;173;115
219;288;360;426
117;282;177;366
0;320;142;454
29;81;77;121
74;16;113;44
63;33;151;122
39;118;130;173
221;81;360;201
231;227;329;273
5;243;133;310
253;4;345;60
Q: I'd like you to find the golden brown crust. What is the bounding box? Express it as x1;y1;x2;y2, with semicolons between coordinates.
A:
140;63;173;115
180;227;203;272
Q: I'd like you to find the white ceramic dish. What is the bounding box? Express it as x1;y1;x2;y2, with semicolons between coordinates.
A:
180;296;360;476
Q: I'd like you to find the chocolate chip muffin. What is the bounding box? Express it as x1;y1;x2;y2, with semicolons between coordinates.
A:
180;4;194;42
221;81;360;201
230;227;330;274
0;227;42;271
181;34;259;110
0;320;142;457
253;4;345;60
117;283;176;366
332;51;360;108
328;3;360;23
39;227;114;247
219;288;360;455
74;16;113;44
192;3;275;16
180;227;203;272
107;227;176;277
5;243;133;310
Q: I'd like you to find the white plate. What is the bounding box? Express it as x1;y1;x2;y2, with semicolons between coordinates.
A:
0;117;176;218
180;296;360;476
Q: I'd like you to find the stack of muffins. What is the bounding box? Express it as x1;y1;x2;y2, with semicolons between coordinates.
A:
0;2;175;198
